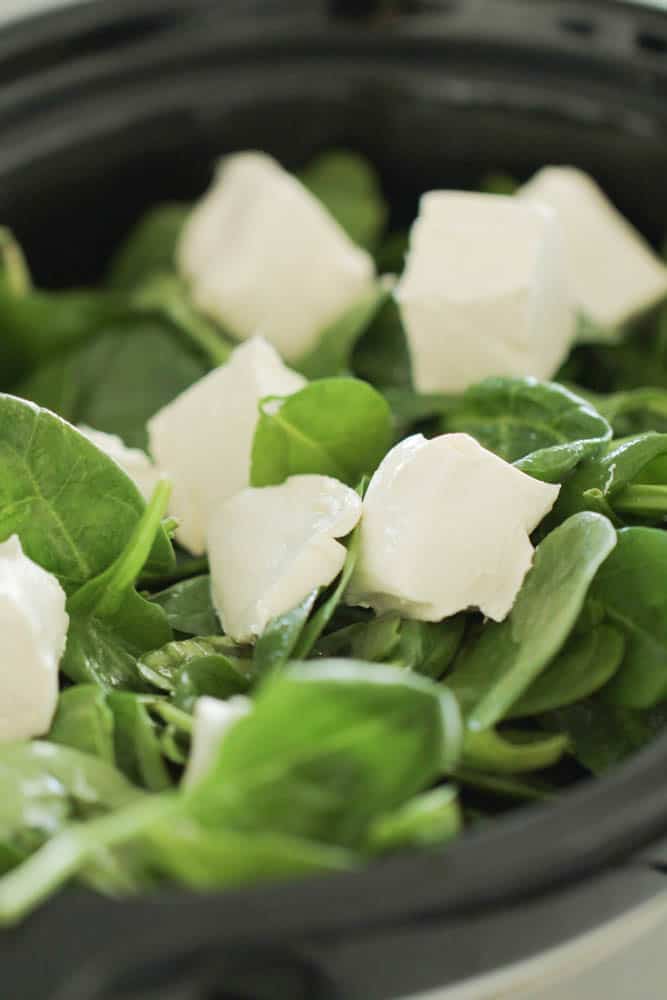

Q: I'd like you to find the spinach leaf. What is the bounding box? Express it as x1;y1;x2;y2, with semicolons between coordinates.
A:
506;625;625;718
149;575;220;637
107;203;191;290
542;698;667;775
0;395;172;591
351;296;412;388
0;741;141;859
591;387;667;437
294;283;390;380
555;432;667;523
479;172;519;195
49;686;115;763
132;274;233;367
298;150;387;251
253;591;318;675
139;635;252;695
62;481;173;689
443;377;611;483
590;527;667;707
16;317;207;450
461;728;570;775
106;693;172;792
374;230;409;274
367;786;461;853
382;387;457;438
185;661;462;847
251;378;392;488
173;658;253;713
447;512;617;729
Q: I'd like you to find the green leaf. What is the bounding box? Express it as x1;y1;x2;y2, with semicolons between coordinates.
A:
591;387;667;437
0;395;172;592
62;482;174;689
447;512;618;729
251;378;392;487
0;227;31;297
382;387;457;438
16;317;207;450
479;172;519;195
443;377;612;483
132;274;233;367
590;527;667;707
149;575;220;637
374;230;409;274
106;693;172;792
138;635;252;695
253;591;318;676
367;786;461;853
314;614;403;662
0;741;141;859
298;150;387;251
186;661;462;847
49;686;115;763
507;625;625;718
351;295;412;388
107;203;191;290
173;658;253;713
555;432;667;522
542;698;667;775
461;728;570;775
294;283;390;380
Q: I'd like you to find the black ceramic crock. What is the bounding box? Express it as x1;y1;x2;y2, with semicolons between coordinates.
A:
2;2;667;997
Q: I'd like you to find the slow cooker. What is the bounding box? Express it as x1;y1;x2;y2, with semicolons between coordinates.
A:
2;1;667;997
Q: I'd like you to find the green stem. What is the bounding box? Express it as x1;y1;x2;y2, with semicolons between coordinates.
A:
0;795;178;926
0;227;32;296
613;484;667;519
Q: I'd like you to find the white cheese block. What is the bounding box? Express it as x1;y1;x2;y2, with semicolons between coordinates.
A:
0;535;69;742
208;475;362;643
395;191;575;393
77;426;163;503
519;166;667;332
178;151;376;361
183;694;251;787
346;433;560;623
147;337;306;556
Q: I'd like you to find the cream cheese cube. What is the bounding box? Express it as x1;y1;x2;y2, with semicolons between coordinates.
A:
519;166;667;332
147;337;306;556
183;694;251;787
178;151;376;361
395;191;575;393
0;535;69;742
208;475;362;643
346;434;560;623
77;426;163;502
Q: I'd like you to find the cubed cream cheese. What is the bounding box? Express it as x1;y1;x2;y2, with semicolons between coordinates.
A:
183;694;252;787
77;426;163;502
519;166;667;332
346;433;560;623
208;474;362;643
178;151;376;361
147;337;306;556
395;191;575;393
0;535;69;742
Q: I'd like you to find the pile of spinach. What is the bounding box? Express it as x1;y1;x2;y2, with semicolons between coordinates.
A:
0;152;666;925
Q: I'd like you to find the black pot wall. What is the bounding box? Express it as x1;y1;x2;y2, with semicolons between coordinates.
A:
2;2;667;997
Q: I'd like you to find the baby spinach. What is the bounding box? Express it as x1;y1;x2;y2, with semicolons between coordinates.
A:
0;395;172;592
294;282;391;380
351;295;412;388
16;317;207;450
447;512;617;729
367;786;461;854
49;686;115;763
443;377;612;483
149;575;220;637
106;693;172;792
0;227;30;297
506;625;625;718
186;661;462;848
590;527;667;707
138;635;253;695
61;482;173;689
461;728;570;775
251;377;392;488
298;150;387;251
107;202;191;290
253;591;318;676
374;230;409;274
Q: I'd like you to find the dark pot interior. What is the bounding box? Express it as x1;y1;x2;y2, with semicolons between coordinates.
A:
2;2;667;997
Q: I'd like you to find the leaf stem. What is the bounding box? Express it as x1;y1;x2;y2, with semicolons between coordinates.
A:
613;484;667;519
